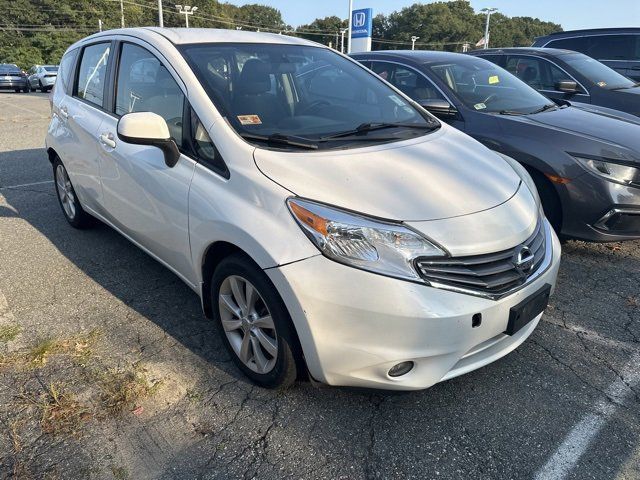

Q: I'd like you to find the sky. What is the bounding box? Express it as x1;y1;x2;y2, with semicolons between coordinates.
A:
226;0;640;30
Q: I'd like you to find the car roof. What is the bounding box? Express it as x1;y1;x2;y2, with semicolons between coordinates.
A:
469;47;579;57
71;27;319;48
536;27;640;40
351;50;473;64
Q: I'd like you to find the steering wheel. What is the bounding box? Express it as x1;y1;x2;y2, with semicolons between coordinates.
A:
298;100;330;115
481;93;498;105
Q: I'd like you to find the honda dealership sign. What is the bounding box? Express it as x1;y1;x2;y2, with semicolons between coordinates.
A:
351;8;373;53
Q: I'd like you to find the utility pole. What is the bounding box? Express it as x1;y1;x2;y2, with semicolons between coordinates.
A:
120;0;125;28
340;28;348;53
98;19;103;32
158;0;164;27
411;36;419;50
175;5;197;28
347;0;353;54
335;31;339;51
481;7;497;49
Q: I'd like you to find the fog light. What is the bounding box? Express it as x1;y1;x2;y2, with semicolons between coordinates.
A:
388;361;414;377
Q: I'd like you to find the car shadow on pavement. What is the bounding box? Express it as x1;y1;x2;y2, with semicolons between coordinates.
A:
1;148;639;479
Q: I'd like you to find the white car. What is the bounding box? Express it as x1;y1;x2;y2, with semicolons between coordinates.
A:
46;28;561;390
28;65;58;92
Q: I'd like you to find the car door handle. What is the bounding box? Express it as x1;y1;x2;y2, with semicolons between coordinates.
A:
99;132;116;149
59;106;68;119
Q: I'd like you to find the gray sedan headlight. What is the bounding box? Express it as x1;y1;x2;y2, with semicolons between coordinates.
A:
287;198;445;281
574;156;640;187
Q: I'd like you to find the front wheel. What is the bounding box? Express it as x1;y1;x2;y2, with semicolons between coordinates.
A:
211;254;300;389
53;158;94;228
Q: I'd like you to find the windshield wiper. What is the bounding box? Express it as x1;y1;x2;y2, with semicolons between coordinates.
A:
530;104;558;114
496;110;525;116
320;122;436;140
240;133;318;150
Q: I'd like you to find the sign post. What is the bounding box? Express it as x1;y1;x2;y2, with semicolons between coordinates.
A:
350;8;373;53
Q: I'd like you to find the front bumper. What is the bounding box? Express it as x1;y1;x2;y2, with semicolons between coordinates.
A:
267;220;561;390
560;173;640;241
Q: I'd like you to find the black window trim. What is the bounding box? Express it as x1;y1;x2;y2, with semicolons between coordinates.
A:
184;105;230;180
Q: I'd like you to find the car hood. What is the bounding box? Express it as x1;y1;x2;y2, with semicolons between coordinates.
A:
254;125;521;221
499;106;640;159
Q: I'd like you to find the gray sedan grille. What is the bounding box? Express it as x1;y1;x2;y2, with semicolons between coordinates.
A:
415;221;545;296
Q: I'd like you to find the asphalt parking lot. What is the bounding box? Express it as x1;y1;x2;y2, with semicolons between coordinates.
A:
0;92;638;480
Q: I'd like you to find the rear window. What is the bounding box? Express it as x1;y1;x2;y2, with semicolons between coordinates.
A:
44;66;59;72
0;64;19;73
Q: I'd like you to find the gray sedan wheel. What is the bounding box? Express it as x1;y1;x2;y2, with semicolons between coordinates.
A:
53;157;94;229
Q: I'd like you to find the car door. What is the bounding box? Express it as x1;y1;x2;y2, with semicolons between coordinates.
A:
57;42;114;214
504;54;590;103
97;40;197;284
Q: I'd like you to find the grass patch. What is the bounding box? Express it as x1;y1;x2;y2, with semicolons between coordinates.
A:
40;382;91;436
0;324;21;342
110;465;129;480
98;366;162;416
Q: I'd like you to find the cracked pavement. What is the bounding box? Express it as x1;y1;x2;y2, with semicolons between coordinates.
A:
0;93;639;479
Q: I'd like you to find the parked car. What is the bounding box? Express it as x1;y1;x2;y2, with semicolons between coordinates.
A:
27;65;58;92
469;48;640;117
0;63;28;92
353;51;640;242
47;28;560;390
532;28;640;81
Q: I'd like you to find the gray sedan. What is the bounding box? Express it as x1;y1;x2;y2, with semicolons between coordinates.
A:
353;51;640;242
0;64;28;92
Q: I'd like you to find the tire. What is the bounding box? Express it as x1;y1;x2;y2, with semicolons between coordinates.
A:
529;169;562;234
14;89;20;93
53;157;94;229
39;80;46;93
211;253;300;389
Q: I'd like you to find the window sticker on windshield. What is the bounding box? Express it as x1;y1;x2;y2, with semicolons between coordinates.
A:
488;75;499;84
597;81;607;87
237;114;262;125
389;95;406;106
474;102;487;110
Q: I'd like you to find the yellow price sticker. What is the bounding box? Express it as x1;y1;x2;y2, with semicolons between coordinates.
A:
488;75;500;84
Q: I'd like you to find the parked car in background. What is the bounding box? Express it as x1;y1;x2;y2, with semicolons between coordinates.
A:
27;65;58;92
0;64;28;92
532;28;640;81
46;27;560;390
469;48;640;117
353;51;640;241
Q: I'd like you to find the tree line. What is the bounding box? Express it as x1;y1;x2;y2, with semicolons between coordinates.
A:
0;0;561;69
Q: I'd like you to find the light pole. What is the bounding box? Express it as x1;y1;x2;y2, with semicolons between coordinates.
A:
411;36;419;50
120;0;125;28
480;7;497;49
340;28;348;53
158;0;164;27
175;5;197;28
347;0;353;54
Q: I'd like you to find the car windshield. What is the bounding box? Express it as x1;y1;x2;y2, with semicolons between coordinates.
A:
0;64;19;73
44;66;58;72
180;43;438;149
560;53;636;90
428;57;553;115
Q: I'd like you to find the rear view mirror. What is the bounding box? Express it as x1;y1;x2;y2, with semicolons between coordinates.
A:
117;112;181;168
419;99;457;119
555;80;578;93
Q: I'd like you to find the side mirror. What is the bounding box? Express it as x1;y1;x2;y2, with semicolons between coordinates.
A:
555;80;578;93
419;99;457;119
117;112;181;168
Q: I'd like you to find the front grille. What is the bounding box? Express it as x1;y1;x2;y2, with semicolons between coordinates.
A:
415;220;546;296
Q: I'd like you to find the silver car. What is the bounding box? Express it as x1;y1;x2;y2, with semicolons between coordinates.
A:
27;65;58;92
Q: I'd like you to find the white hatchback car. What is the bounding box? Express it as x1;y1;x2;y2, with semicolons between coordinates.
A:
46;28;560;390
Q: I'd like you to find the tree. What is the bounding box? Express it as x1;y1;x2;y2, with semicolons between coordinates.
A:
296;16;347;46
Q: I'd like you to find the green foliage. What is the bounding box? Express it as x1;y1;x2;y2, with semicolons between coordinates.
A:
0;0;561;69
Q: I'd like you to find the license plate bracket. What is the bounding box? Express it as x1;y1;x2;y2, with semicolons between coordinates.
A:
505;284;551;336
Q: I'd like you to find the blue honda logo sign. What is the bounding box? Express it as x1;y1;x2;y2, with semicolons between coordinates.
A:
351;8;373;39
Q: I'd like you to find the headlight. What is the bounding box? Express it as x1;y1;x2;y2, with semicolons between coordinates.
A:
573;156;640;187
287;198;446;281
496;152;541;207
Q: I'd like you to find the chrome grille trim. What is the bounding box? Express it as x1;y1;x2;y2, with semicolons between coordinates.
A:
414;219;552;300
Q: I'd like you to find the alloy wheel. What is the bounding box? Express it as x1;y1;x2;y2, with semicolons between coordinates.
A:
218;275;278;374
55;164;76;220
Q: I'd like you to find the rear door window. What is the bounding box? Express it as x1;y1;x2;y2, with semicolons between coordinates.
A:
75;43;111;107
371;62;446;103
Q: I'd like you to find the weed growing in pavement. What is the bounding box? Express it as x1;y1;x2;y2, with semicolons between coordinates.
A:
97;364;162;416
0;324;21;342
